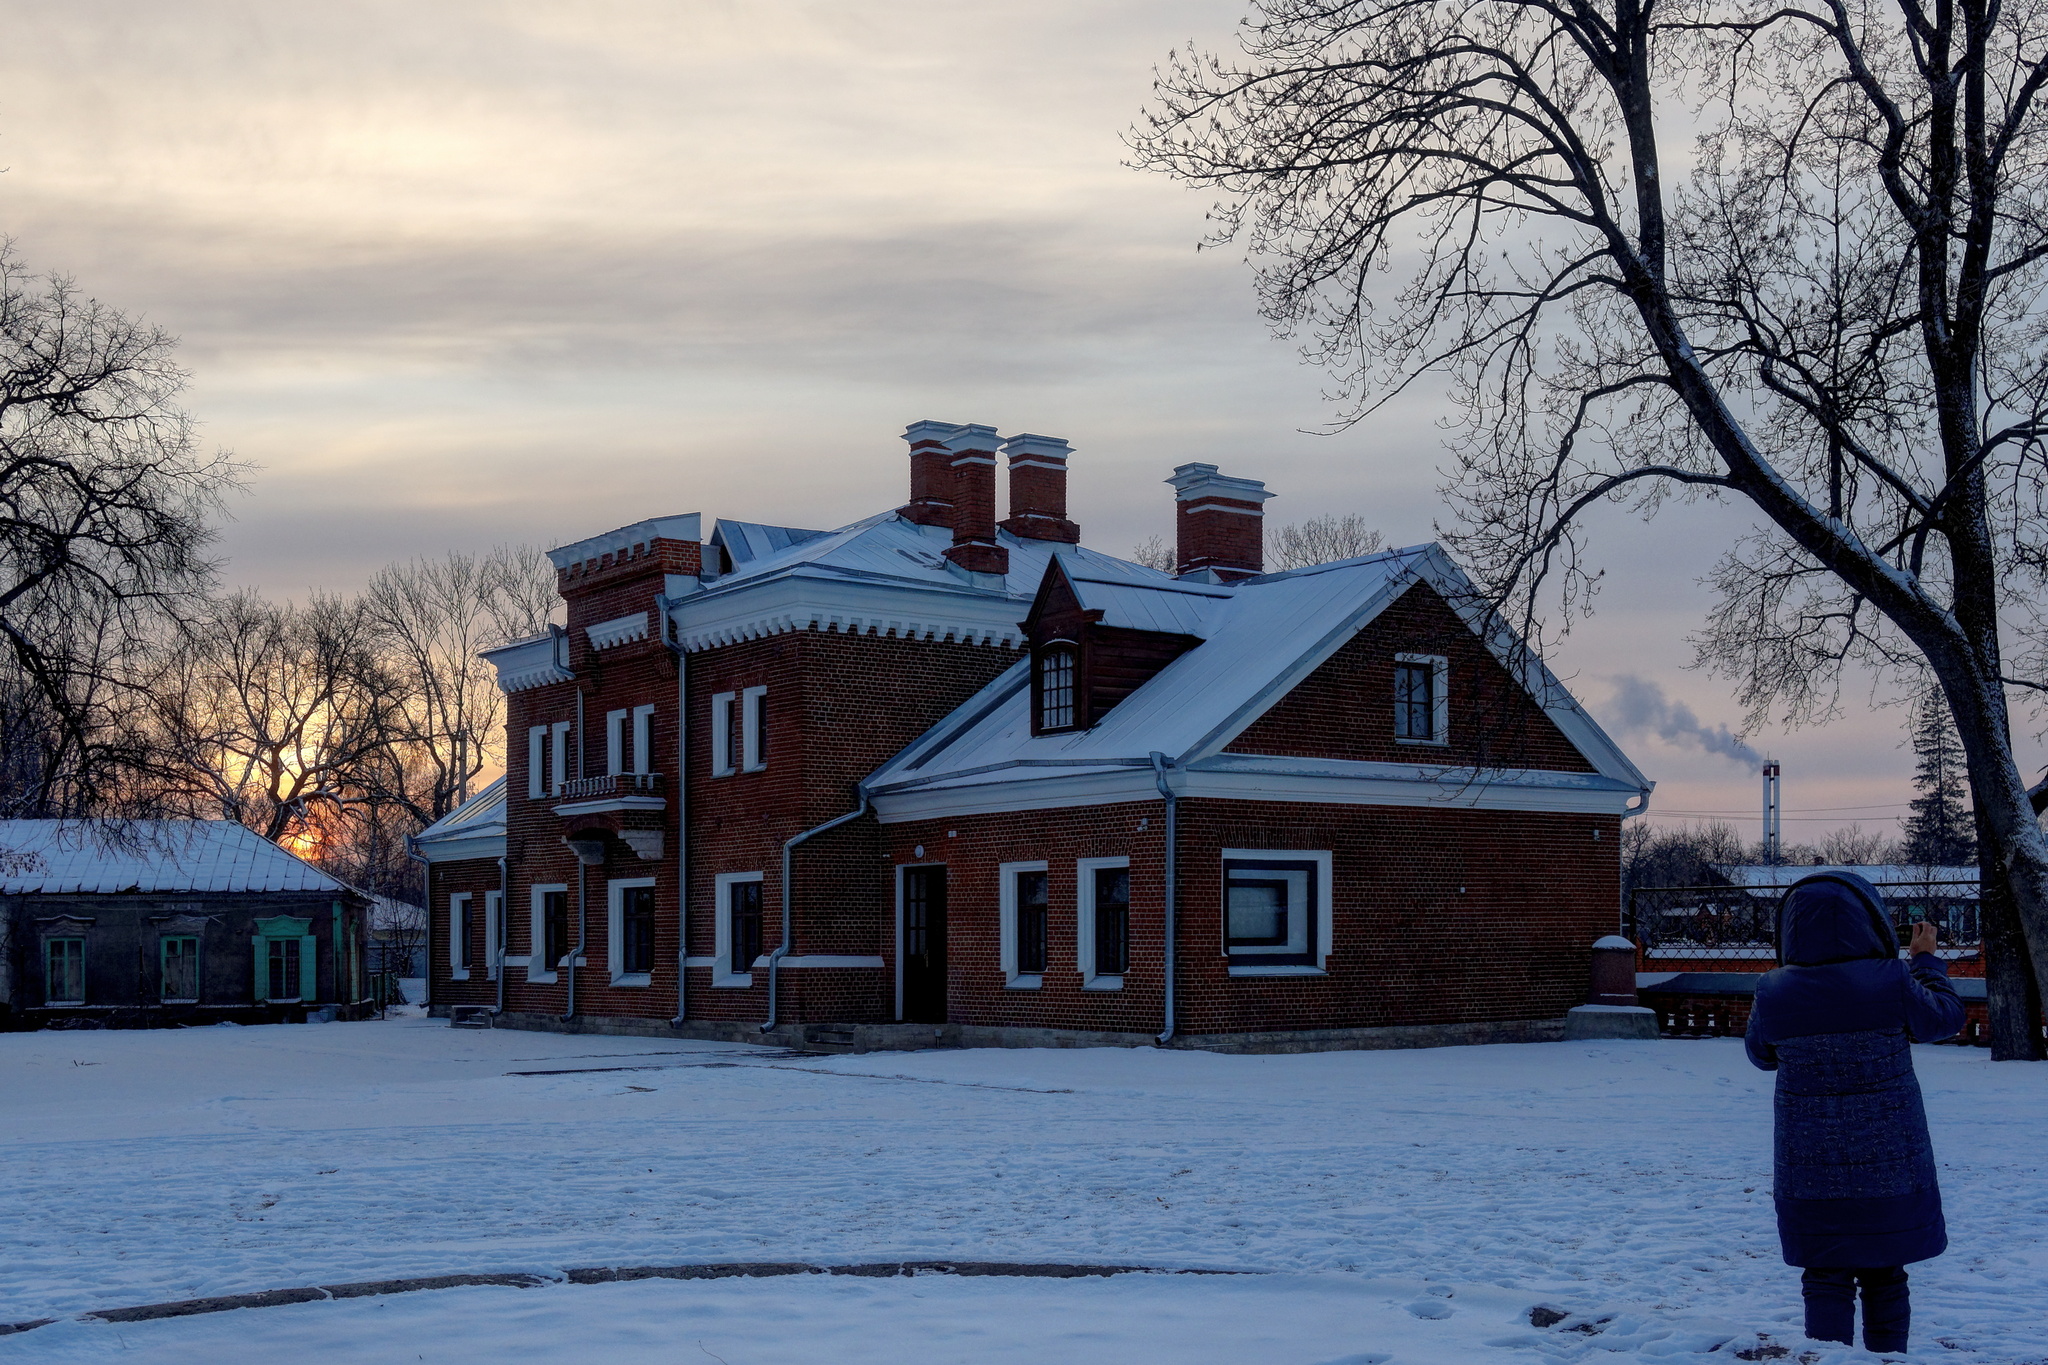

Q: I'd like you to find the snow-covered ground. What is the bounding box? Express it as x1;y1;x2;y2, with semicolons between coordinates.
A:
1;1020;2041;1363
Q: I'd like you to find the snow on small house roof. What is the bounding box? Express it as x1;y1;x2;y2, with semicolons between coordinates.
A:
0;820;352;896
711;519;833;565
1061;565;1229;637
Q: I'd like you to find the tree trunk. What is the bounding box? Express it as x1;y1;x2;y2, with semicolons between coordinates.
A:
1978;846;2045;1059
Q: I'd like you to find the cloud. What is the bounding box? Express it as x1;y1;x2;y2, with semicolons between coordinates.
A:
1603;675;1761;767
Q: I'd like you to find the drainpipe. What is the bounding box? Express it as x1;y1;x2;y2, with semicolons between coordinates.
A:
763;793;872;1034
562;861;587;1024
1150;752;1178;1046
494;856;507;1016
404;833;430;1012
655;595;688;1027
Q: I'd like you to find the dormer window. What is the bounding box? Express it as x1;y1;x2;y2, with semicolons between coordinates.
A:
1037;644;1077;731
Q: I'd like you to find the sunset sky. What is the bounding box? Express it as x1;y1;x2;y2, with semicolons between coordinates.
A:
7;0;2027;845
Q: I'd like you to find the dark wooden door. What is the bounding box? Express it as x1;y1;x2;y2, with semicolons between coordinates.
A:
902;867;947;1023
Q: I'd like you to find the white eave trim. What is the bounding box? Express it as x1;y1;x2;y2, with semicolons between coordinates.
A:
550;796;667;817
413;833;508;864
587;611;650;650
868;755;1642;823
482;634;572;693
668;572;1029;652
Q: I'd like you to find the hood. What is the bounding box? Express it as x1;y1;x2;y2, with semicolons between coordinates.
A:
1778;872;1898;966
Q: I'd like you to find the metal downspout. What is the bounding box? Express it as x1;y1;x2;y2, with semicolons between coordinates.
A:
562;687;587;1024
1150;752;1178;1046
763;793;872;1034
656;596;688;1027
404;834;431;1012
494;856;507;1015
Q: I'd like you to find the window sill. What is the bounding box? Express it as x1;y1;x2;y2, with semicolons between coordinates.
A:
610;973;652;988
525;970;558;985
161;998;198;1005
451;969;470;980
741;763;767;774
1227;964;1328;977
502;955;530;968
711;972;754;989
1082;976;1124;992
1004;974;1043;990
1394;736;1448;747
710;768;735;779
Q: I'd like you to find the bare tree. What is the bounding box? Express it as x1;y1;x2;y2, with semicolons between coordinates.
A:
143;591;403;846
0;245;242;817
364;545;555;826
1268;513;1387;569
1136;0;2048;1056
1131;534;1178;573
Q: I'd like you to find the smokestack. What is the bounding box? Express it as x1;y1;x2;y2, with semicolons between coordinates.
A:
1762;760;1782;864
942;424;1008;576
998;434;1079;543
899;419;961;528
1166;463;1273;581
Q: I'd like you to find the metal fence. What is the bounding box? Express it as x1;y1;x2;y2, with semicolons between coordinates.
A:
1626;881;1982;968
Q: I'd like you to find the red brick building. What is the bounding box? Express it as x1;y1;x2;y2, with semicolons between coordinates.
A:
416;421;1653;1051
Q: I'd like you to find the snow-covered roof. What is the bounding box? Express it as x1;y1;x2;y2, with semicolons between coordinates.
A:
712;519;832;565
413;778;507;864
0;820;352;896
667;512;1182;652
1710;863;1978;892
1060;567;1228;636
862;544;1651;822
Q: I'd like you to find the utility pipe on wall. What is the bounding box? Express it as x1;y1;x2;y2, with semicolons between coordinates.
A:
562;684;588;1024
1150;751;1178;1046
655;595;688;1027
494;855;507;1016
762;793;872;1034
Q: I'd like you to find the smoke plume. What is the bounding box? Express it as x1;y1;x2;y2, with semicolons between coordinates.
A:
1604;675;1762;767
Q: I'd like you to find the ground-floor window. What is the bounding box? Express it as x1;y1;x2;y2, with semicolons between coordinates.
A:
46;938;84;1004
999;861;1050;986
1093;866;1130;976
268;937;302;1001
1223;850;1333;971
161;935;200;1001
609;878;657;982
542;889;568;968
730;879;762;976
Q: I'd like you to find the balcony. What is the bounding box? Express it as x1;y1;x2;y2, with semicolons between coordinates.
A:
552;771;667;818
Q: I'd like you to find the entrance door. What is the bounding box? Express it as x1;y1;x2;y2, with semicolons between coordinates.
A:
901;867;947;1023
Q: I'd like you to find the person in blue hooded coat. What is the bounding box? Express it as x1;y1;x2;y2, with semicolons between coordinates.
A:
1745;871;1965;1353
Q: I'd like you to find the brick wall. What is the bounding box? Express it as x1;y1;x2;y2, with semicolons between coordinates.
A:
1227;581;1595;773
878;797;1620;1036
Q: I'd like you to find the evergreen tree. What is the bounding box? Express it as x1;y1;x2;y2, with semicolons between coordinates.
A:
1901;688;1977;866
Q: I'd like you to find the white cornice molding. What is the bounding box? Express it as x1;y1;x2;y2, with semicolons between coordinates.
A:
413;833;507;864
547;514;702;571
587;611;650;650
669;573;1028;652
481;634;572;692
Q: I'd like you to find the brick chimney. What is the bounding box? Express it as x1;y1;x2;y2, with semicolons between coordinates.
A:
899;419;961;528
943;424;1009;575
998;434;1080;543
1167;463;1273;581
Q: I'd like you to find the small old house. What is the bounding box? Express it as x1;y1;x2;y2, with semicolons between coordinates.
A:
0;820;371;1027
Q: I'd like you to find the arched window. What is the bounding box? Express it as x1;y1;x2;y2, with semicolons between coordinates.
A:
1038;644;1077;731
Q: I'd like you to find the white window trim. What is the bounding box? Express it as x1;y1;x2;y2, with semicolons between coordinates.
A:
484;891;503;981
527;883;566;983
712;871;763;987
998;860;1048;989
1075;856;1130;990
448;893;471;980
550;721;572;793
741;685;768;772
607;876;657;986
632;704;656;775
44;937;85;1006
1221;848;1334;976
1394;653;1450;746
527;725;548;799
606;708;630;776
710;692;737;777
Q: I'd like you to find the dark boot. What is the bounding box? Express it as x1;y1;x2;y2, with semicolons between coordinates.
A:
1800;1268;1856;1345
1858;1266;1910;1354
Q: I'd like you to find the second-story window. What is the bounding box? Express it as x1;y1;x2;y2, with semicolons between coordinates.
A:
1394;654;1448;744
1038;645;1077;731
710;692;736;776
742;686;768;771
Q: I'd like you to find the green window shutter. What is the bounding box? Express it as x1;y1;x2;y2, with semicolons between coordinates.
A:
253;937;265;1000
300;934;318;1002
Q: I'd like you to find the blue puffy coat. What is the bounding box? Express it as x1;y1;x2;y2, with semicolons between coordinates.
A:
1744;872;1965;1268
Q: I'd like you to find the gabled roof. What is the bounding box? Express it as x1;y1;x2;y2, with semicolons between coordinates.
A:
862;545;1651;821
0;820;352;896
1031;557;1227;637
667;512;1182;651
412;777;507;864
712;519;832;565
